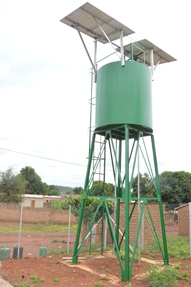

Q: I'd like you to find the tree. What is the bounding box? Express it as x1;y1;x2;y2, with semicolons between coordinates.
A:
0;168;26;203
73;186;83;194
46;185;60;196
91;181;115;196
61;195;114;225
19;166;47;195
160;171;191;204
131;172;155;198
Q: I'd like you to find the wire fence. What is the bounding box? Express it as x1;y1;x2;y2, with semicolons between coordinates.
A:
0;201;182;261
0;202;77;260
164;203;179;226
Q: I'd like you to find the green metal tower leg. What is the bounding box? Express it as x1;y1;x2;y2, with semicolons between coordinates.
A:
151;135;169;265
115;140;122;246
122;125;130;281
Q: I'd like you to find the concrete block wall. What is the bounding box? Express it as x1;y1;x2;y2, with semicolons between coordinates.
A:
178;204;189;236
95;202;163;247
0;203;77;225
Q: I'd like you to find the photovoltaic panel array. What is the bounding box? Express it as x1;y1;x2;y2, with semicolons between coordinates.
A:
60;2;135;44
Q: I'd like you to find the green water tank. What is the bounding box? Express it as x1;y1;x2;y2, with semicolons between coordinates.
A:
0;247;10;260
95;61;152;134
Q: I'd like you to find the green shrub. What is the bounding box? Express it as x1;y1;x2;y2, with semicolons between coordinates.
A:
147;265;181;287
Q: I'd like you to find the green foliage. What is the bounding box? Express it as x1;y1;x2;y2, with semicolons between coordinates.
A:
94;282;104;287
52;190;115;225
30;275;44;285
147;265;181;287
73;186;83;194
14;275;45;287
57;185;73;194
50;200;63;210
0;223;77;234
143;237;190;260
46;185;60;196
100;275;110;280
167;237;190;259
53;277;59;283
160;171;191;203
131;172;155;198
61;195;114;224
131;171;191;204
13;283;33;287
90;180;115;196
0;167;25;203
19;166;47;195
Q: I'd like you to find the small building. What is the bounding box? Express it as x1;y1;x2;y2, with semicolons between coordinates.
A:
175;204;189;236
43;195;61;204
22;194;44;208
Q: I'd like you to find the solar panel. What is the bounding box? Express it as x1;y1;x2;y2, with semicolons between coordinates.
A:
123;39;176;66
60;2;135;44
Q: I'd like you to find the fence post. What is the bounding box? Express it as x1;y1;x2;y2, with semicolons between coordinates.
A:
67;205;71;254
18;202;23;258
189;203;191;257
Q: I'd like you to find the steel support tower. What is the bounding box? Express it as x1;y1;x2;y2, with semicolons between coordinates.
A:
61;2;176;281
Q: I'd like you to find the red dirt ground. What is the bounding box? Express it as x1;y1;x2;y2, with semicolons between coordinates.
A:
2;224;191;286
0;232;76;258
2;254;191;287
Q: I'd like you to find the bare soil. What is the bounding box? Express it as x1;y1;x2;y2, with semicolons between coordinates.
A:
0;232;76;258
2;254;191;287
2;224;191;286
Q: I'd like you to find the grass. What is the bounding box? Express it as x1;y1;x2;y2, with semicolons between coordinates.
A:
142;236;190;260
100;275;110;281
50;238;66;243
94;282;104;287
53;277;59;283
13;284;33;287
30;275;45;285
14;275;45;287
48;247;73;255
167;237;190;259
99;266;105;270
147;265;181;287
0;223;77;233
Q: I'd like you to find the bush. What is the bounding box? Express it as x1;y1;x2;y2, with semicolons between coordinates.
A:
147;265;181;287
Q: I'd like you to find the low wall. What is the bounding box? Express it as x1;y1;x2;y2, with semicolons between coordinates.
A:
178;204;189;236
0;203;77;225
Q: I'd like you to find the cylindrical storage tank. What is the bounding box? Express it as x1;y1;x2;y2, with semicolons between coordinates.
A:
13;246;23;259
39;247;47;257
95;61;152;132
0;248;10;261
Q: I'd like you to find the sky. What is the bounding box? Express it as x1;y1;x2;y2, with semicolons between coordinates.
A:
0;0;190;187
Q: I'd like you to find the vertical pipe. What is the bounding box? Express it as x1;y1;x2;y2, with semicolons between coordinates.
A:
116;140;122;245
120;30;125;67
67;205;71;254
137;146;141;266
150;49;154;81
130;43;134;61
88;70;94;156
18;202;23;259
122;125;130;281
103;214;107;250
189;203;191;257
94;40;97;83
113;139;117;253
